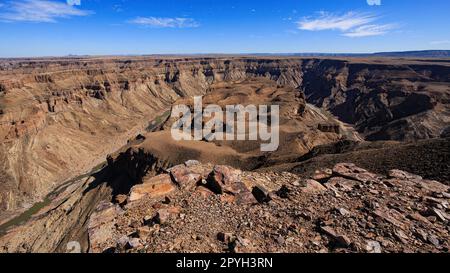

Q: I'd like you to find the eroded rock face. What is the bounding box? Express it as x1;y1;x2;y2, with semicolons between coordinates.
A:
300;59;450;141
1;56;448;216
84;161;450;253
0;57;449;254
88;202;124;253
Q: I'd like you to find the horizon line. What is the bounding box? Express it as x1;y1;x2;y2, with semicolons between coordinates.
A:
1;49;450;59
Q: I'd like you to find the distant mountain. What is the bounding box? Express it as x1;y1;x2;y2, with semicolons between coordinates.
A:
250;50;450;58
372;50;450;58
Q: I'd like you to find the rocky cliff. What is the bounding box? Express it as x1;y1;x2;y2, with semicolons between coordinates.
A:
0;56;449;222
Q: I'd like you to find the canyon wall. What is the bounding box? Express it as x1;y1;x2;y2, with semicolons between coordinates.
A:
0;57;449;216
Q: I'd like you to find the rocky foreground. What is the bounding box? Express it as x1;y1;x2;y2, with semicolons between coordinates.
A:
88;161;450;253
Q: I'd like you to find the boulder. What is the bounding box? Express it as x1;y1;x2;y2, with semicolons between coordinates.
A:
128;174;176;202
169;165;201;190
235;190;258;205
206;165;242;194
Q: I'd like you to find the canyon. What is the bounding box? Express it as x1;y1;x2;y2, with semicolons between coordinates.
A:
0;56;449;253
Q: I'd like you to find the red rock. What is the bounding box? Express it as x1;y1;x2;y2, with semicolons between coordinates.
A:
333;163;379;183
206;165;242;194
128;174;176;202
235;190;258;205
373;209;409;230
169;165;201;190
231;182;257;205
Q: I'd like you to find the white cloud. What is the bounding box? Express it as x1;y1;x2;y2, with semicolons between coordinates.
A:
298;12;377;31
67;0;81;6
297;11;395;38
367;0;382;6
343;24;394;37
0;0;90;22
129;17;199;28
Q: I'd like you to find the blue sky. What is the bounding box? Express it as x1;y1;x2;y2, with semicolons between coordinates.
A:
0;0;449;57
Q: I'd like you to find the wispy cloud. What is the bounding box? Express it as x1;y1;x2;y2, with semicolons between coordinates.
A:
343;24;395;37
297;11;395;37
129;17;199;28
0;0;90;23
298;11;377;31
